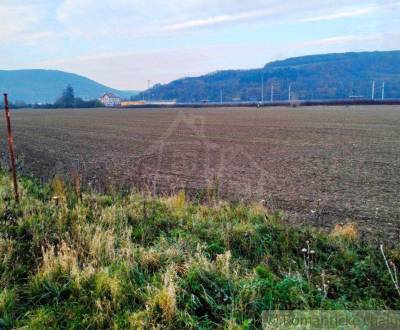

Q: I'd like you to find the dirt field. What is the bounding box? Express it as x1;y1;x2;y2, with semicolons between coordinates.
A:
1;106;399;238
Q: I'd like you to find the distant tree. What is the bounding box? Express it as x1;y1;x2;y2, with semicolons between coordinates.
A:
0;99;29;109
55;85;75;108
63;85;75;106
74;97;103;108
14;100;27;108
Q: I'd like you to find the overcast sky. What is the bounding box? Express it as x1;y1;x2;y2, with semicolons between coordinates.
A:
1;0;399;90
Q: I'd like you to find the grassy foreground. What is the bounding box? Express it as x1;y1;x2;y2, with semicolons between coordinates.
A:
0;172;399;329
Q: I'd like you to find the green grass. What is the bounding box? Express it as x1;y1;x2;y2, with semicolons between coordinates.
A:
0;171;399;329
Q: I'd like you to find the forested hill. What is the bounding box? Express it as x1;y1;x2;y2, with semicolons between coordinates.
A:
0;69;138;104
138;51;400;102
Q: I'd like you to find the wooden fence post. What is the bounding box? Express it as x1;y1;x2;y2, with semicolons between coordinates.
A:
3;94;19;203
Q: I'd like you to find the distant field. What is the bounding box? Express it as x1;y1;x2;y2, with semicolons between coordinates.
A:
1;106;400;237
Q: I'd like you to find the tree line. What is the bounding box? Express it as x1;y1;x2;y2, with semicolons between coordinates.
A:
1;85;104;109
44;85;103;108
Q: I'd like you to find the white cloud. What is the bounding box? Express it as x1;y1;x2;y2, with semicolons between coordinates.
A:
55;0;388;38
56;0;286;37
2;0;397;43
293;34;380;47
294;6;377;23
0;3;38;42
0;1;57;44
163;8;282;32
294;2;400;24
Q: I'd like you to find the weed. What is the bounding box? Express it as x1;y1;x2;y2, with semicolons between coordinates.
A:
51;175;67;205
330;223;358;241
380;244;400;297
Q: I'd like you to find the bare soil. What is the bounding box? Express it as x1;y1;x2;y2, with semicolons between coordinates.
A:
1;106;400;239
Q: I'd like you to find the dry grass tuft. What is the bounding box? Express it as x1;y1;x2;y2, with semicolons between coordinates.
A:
159;268;177;321
249;202;266;217
139;248;163;271
51;175;67;204
88;226;116;265
330;223;358;240
94;271;123;307
40;241;79;277
166;190;186;212
216;250;232;276
127;310;148;329
146;267;177;322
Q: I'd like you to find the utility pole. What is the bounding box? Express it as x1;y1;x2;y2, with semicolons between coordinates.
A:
261;73;264;103
147;80;151;102
3;94;19;204
382;82;385;100
371;80;375;100
288;83;292;102
270;84;274;103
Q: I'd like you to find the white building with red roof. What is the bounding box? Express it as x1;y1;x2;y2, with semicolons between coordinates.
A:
99;93;121;107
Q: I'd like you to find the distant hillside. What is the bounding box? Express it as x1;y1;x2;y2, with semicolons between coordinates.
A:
138;51;400;102
0;70;138;104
